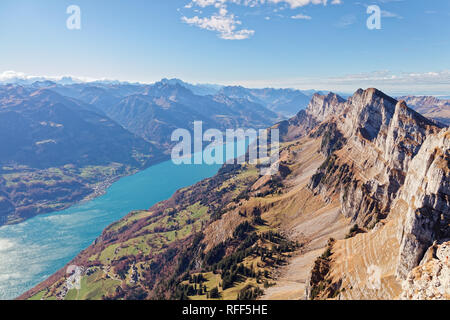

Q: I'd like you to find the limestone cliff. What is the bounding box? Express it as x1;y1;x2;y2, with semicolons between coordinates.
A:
306;89;441;227
401;241;450;300
298;89;449;300
396;129;449;279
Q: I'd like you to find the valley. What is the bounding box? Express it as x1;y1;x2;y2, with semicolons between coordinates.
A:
0;80;283;225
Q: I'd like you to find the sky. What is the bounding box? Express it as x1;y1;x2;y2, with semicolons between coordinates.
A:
0;0;449;94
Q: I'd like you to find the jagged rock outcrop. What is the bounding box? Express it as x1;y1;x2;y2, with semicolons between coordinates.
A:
272;88;449;300
396;129;450;279
304;89;442;227
293;89;449;300
306;93;346;123
309;122;346;157
401;241;450;300
275;92;345;142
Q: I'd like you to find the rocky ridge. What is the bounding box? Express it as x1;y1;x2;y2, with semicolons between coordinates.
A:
295;89;449;299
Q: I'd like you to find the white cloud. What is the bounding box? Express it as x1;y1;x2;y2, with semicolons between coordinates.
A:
291;13;312;19
187;0;329;9
182;0;340;39
381;10;403;19
267;0;327;9
0;70;27;81
182;7;255;40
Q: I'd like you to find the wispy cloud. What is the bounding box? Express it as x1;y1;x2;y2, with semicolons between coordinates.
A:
336;14;356;27
381;10;402;19
186;1;329;9
182;7;255;40
354;2;402;19
291;13;312;19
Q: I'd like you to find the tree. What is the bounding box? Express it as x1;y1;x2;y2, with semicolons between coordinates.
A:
209;287;220;299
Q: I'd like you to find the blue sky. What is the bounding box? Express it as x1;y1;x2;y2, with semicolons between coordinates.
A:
0;0;449;94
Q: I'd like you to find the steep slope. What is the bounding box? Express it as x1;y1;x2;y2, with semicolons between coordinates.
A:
46;81;279;147
0;87;157;168
401;241;449;300
273;92;346;143
396;129;449;279
308;89;441;227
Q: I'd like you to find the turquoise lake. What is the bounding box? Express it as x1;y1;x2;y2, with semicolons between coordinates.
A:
0;141;249;300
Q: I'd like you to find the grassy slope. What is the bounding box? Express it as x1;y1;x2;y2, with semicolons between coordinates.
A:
25;162;265;300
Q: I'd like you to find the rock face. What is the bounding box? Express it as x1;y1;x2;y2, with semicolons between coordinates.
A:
304;89;442;227
306;93;346;123
396;129;450;279
275;92;345;142
289;88;448;299
402;241;450;300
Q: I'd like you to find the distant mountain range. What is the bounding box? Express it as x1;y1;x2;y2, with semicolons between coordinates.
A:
0;85;159;168
1;78;449;226
398;95;450;126
1;76;331;117
218;86;329;117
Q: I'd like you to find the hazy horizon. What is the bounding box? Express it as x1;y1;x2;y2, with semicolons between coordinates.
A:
1;70;449;97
